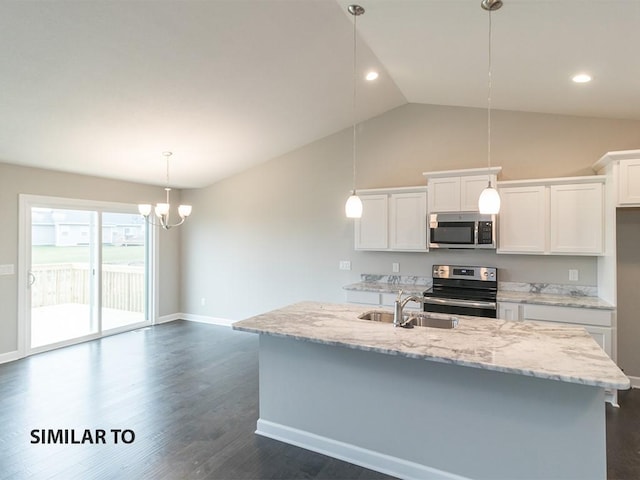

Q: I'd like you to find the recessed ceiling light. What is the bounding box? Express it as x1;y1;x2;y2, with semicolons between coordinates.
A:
365;71;379;81
572;73;592;84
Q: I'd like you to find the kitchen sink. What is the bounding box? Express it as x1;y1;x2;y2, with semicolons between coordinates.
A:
358;310;458;329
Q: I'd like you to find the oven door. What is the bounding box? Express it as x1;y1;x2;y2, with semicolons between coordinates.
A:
422;297;497;318
429;221;476;248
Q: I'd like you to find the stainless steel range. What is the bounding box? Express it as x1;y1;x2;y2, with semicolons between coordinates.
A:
423;265;498;318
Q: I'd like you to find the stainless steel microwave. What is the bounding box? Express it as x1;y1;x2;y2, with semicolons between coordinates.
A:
428;212;496;249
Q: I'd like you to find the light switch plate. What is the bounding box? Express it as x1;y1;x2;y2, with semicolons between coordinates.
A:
0;264;15;276
339;261;351;271
569;269;579;282
392;263;400;273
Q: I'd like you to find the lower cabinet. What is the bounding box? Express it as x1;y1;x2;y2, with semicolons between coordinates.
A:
519;304;613;358
497;302;521;321
498;301;617;404
346;290;422;311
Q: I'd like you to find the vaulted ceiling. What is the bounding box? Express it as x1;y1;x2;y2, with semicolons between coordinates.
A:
1;1;638;188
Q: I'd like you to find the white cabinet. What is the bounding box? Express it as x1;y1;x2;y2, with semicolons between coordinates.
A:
355;194;388;250
423;167;501;213
549;183;603;254
497;177;604;255
424;168;501;213
389;192;428;250
498;186;547;253
520;303;613;357
428;176;461;212
618;159;640;205
346;290;421;310
354;187;427;252
497;302;521;321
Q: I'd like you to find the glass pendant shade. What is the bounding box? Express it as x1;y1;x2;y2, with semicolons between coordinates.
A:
138;204;152;216
178;204;193;218
345;193;363;218
154;203;170;216
478;184;501;214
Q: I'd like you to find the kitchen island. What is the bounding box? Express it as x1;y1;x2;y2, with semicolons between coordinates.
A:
232;301;629;480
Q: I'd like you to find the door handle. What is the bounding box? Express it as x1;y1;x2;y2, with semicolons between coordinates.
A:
28;271;36;287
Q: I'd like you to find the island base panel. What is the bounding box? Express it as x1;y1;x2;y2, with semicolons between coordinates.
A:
257;335;606;480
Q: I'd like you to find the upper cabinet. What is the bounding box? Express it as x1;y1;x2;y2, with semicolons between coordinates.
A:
592;150;640;207
618;159;640;205
354;187;427;252
423;167;502;213
497;176;605;255
498;185;547;253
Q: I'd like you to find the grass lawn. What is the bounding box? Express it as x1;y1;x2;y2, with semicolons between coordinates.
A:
32;245;145;265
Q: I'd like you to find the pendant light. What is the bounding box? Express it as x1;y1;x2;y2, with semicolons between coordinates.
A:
478;0;502;215
345;4;364;219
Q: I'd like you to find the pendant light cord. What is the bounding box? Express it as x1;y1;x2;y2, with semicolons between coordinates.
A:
487;9;493;179
351;9;358;194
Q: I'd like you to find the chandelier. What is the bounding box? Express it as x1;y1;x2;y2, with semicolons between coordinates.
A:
138;151;192;230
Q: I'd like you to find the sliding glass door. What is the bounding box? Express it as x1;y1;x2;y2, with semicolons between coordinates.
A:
101;212;148;332
30;208;99;348
22;196;154;354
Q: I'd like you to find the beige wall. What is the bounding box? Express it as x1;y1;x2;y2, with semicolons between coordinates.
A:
180;103;640;320
616;208;640;378
0;162;181;356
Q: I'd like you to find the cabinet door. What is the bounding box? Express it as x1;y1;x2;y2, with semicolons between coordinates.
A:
497;302;521;321
355;194;388;250
497;186;546;253
428;177;461;212
460;175;493;212
618;159;640;205
389;192;427;251
583;325;613;357
549;183;603;255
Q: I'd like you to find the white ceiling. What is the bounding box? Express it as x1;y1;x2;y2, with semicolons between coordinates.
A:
1;1;638;188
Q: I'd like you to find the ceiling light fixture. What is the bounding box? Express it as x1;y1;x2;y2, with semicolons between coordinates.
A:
365;71;379;81
572;73;592;84
345;4;365;219
138;151;192;230
478;0;502;215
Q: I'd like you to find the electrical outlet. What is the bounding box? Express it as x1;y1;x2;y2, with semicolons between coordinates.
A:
339;261;351;271
569;269;579;282
392;262;400;273
201;297;206;306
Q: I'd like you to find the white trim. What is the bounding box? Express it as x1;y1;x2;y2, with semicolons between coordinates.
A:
256;419;471;480
0;350;21;365
157;313;182;324
18;193;156;357
629;375;640;389
593;149;640;172
355;185;427;195
180;313;234;327
422;166;502;179
498;175;606;188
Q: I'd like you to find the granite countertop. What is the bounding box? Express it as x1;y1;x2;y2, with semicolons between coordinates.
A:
232;301;629;390
496;290;614;310
344;277;614;310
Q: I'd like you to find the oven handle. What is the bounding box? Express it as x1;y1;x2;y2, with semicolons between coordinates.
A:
422;297;497;310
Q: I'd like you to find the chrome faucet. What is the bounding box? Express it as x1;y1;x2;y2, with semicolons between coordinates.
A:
393;290;425;327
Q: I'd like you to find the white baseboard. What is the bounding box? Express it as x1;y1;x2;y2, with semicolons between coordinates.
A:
157;313;182;324
628;375;640;389
256;419;470;480
0;350;21;365
180;313;234;327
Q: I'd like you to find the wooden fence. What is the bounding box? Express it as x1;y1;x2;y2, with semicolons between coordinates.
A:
32;264;145;312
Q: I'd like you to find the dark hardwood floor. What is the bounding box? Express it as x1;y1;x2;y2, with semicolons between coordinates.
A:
0;320;638;480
